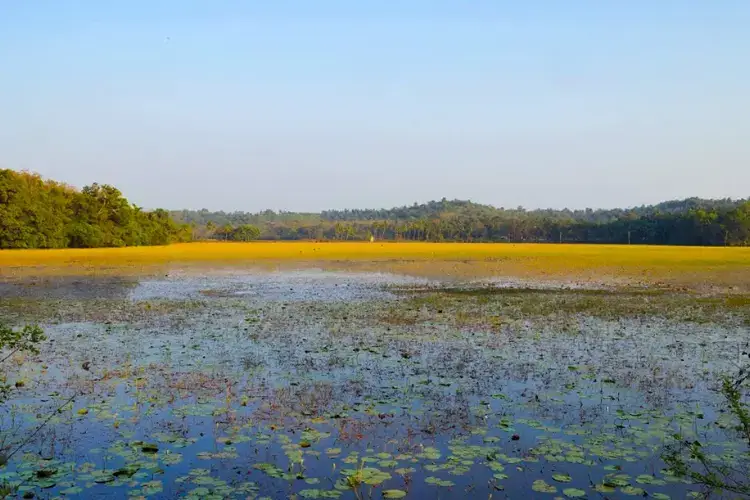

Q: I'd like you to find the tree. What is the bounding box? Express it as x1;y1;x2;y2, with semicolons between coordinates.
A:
0;169;192;249
220;224;234;241
231;224;261;242
206;221;216;239
723;202;750;246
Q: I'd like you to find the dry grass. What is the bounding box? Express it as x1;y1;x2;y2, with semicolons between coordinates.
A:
1;242;748;291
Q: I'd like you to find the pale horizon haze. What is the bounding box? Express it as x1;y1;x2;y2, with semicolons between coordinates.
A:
1;2;748;212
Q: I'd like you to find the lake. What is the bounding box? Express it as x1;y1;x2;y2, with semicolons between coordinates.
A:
1;269;748;499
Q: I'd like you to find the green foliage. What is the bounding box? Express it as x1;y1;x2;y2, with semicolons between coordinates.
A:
5;168;746;246
721;375;750;445
174;198;750;245
0;323;45;354
0;322;46;400
662;369;750;495
219;224;262;241
0;169;190;249
171;208;321;227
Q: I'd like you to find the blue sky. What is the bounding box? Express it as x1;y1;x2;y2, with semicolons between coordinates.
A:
1;1;748;211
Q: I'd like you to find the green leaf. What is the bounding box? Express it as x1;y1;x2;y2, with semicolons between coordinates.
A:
563;488;587;498
299;489;342;499
60;486;84;495
621;486;645;496
383;490;407;499
531;479;557;493
425;477;455;487
635;474;666;485
141;480;163;496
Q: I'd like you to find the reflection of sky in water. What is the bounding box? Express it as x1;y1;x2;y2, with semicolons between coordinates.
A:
128;270;429;302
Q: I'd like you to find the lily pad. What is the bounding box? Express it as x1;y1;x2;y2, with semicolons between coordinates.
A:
141;443;159;453
594;483;616;493
141;480;163;496
60;486;84;495
531;479;557;493
621;486;645;496
425;477;455;487
299;489;342;499
563;488;587;498
383;490;407;499
636;474;666;485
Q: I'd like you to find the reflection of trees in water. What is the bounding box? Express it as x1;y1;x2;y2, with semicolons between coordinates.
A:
416;391;473;434
267;382;336;417
1;396;79;466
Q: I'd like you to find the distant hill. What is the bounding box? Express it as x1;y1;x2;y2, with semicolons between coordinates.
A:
173;197;748;225
320;199;498;221
171;196;750;246
524;197;747;224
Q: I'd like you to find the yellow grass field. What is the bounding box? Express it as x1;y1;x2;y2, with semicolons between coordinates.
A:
1;242;748;291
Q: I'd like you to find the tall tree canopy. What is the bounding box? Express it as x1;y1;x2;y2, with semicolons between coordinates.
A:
0;169;190;249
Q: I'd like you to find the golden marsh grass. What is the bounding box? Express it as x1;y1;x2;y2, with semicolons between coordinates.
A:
1;242;748;290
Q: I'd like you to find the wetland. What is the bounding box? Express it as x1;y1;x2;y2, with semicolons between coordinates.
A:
1;256;749;499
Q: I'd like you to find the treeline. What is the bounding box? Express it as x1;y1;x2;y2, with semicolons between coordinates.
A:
0;169;190;249
2;168;747;248
321;198;747;224
171;208;321;228
174;197;749;227
177;198;750;246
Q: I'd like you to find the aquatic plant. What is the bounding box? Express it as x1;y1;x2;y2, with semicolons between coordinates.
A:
0;270;748;498
0;323;45;401
663;362;750;496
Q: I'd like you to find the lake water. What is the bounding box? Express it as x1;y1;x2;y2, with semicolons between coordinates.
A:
0;271;747;498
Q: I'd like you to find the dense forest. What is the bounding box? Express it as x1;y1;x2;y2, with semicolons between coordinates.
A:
1;169;748;248
174;197;750;246
0;169;190;249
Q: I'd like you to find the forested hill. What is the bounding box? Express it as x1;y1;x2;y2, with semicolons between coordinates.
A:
173;197;748;225
321;199;498;221
173;196;750;246
322;198;747;223
0;169;190;249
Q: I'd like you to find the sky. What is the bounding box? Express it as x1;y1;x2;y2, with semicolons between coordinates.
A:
1;1;748;212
